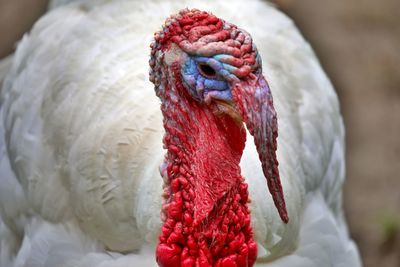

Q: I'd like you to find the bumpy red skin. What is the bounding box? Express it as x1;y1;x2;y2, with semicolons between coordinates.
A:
149;9;287;267
155;61;257;267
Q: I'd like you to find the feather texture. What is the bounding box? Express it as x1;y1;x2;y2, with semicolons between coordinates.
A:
0;0;361;266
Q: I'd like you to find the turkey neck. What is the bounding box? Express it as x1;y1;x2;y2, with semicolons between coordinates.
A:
156;63;257;267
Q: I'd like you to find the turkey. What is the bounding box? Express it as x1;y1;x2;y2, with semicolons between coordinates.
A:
0;0;362;266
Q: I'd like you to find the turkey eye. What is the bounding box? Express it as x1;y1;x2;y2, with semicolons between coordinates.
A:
198;63;216;78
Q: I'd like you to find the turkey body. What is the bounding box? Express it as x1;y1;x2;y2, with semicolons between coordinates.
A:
0;0;361;266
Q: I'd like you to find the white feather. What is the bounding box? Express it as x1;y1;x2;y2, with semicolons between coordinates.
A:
0;0;362;266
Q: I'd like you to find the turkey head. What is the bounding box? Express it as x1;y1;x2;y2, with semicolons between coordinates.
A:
149;9;288;267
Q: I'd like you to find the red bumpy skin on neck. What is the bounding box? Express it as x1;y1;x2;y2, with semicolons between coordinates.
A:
155;62;257;267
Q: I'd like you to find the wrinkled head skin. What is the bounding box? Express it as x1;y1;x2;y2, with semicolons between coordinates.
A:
150;9;288;267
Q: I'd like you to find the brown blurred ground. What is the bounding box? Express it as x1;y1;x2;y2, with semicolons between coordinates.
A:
1;0;399;266
0;0;48;58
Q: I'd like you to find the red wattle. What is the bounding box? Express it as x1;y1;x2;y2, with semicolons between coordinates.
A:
155;62;257;267
156;243;182;267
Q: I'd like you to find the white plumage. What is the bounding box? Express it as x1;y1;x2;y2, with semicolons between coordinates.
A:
0;0;362;266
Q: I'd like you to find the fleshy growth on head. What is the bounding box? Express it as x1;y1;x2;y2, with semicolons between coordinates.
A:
149;8;262;98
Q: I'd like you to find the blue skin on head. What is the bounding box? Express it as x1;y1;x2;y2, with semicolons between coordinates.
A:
181;56;238;103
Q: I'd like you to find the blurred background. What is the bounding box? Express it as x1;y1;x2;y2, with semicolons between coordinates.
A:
0;0;399;266
270;1;400;266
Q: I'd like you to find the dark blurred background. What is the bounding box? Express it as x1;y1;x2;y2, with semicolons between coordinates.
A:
0;0;399;266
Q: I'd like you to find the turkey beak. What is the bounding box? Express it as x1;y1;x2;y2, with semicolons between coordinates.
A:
232;74;289;223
